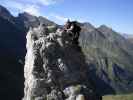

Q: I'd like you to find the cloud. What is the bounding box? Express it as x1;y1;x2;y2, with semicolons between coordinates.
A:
1;0;41;16
37;0;63;6
0;0;70;24
11;0;63;6
49;13;69;24
0;0;63;16
53;14;68;22
23;5;41;16
49;13;88;24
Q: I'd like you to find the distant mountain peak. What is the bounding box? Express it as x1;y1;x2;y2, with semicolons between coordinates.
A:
122;33;133;38
19;12;38;17
18;12;37;20
0;5;14;21
0;5;10;15
81;22;95;32
81;22;94;27
97;24;118;36
98;25;112;31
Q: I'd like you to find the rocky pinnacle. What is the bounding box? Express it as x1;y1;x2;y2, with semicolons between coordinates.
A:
23;23;101;100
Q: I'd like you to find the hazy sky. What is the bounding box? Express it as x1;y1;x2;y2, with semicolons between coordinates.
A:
0;0;133;34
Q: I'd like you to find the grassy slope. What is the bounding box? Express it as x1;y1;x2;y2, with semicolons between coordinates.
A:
103;93;133;100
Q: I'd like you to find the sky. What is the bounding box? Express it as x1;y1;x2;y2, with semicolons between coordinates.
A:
0;0;133;34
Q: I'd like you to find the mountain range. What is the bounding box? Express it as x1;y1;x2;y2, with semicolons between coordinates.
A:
0;5;133;100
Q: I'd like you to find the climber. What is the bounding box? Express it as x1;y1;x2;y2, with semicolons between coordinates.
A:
64;20;81;45
64;19;71;30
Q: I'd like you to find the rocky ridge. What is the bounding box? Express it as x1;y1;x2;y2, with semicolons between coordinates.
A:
23;24;101;100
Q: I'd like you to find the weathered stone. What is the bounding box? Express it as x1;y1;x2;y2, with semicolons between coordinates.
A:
23;24;101;100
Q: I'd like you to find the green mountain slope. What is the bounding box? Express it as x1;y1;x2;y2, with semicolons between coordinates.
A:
79;23;133;95
103;93;133;100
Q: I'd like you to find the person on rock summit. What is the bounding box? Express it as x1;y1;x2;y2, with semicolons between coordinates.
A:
64;20;81;45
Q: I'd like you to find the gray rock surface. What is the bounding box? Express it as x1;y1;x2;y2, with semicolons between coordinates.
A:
23;25;100;100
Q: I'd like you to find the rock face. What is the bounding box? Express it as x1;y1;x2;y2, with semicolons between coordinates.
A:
0;5;57;100
15;12;57;32
23;24;100;100
80;24;133;94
